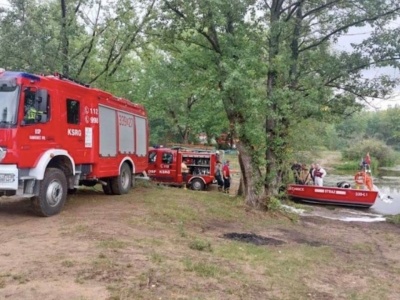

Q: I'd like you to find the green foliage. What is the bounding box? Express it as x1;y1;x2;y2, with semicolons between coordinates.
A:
267;197;281;212
334;161;360;171
366;107;400;150
289;120;344;153
0;0;156;84
335;112;371;142
335;107;400;153
151;0;400;207
2;0;400;209
341;138;397;167
131;45;230;144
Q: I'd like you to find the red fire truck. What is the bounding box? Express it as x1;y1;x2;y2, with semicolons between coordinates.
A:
147;146;217;190
0;69;148;216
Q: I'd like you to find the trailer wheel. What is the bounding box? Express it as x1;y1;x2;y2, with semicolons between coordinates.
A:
190;178;205;191
102;178;113;195
110;163;132;195
32;168;67;217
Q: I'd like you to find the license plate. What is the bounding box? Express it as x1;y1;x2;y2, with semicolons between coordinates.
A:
0;173;15;183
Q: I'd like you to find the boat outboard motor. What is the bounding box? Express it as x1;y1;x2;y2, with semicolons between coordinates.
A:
337;181;351;188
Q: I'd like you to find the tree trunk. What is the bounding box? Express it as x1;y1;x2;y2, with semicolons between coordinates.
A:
263;0;284;199
60;0;69;75
236;142;267;209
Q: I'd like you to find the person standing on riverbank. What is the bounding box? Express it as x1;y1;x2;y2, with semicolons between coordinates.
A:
223;160;231;194
312;164;327;186
215;161;224;191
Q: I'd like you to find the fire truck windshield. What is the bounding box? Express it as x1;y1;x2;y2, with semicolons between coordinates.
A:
0;81;19;127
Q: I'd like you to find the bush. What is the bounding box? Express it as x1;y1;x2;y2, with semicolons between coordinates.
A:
267;197;282;212
341;138;398;167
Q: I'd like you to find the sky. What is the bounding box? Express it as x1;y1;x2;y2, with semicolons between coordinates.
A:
335;24;400;110
0;0;8;8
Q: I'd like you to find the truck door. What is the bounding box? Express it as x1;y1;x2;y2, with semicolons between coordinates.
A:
18;87;57;167
147;150;158;178
160;151;176;182
147;150;176;183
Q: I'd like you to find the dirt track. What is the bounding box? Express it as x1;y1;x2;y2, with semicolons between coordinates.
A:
1;182;400;299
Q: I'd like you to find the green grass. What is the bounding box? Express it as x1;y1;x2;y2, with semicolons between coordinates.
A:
189;239;212;252
183;258;225;278
48;151;400;299
386;214;400;224
97;238;128;249
149;252;164;264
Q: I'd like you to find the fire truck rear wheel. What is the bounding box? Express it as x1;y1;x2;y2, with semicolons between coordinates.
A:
110;163;132;195
32;168;67;217
190;178;205;191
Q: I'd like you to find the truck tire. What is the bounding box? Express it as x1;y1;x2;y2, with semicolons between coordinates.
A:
110;163;132;195
32;168;67;217
190;178;205;191
102;178;113;195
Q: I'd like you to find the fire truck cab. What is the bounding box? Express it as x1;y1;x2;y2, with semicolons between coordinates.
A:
0;69;148;216
147;147;217;190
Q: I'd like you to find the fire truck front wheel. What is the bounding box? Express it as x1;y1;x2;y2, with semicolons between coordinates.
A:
110;163;132;195
190;178;205;191
32;168;67;217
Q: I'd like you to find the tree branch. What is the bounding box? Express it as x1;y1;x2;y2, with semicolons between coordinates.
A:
300;7;400;53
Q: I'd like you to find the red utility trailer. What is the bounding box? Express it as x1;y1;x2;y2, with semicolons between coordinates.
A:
147;146;217;190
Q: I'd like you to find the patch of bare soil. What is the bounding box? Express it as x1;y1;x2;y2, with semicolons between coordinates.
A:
0;183;399;299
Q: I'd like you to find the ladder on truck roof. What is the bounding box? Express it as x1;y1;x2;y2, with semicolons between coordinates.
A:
167;143;216;153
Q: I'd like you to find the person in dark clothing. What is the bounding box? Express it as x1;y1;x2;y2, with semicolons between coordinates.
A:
308;163;315;185
291;162;302;184
214;161;224;191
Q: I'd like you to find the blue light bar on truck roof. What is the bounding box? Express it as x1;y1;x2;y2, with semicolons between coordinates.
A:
1;71;41;82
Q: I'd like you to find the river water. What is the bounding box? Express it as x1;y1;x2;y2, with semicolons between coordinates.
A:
293;168;400;221
368;168;400;215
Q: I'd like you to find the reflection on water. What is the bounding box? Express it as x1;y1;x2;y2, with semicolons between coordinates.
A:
323;168;400;216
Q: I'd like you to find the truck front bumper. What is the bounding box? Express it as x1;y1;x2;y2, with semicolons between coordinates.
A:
0;164;18;191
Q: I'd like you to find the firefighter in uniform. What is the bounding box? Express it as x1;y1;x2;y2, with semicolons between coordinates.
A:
181;159;189;190
24;93;42;123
